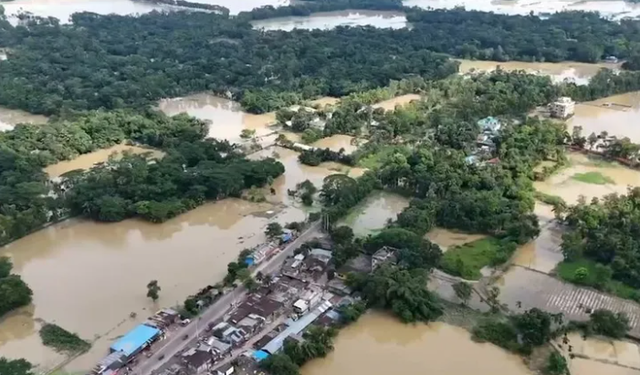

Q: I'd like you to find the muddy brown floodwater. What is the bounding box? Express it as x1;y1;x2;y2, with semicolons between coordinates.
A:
0;198;308;371
251;10;408;31
302;312;534;375
0;106;48;132
44;144;165;178
310;134;360;154
158;94;277;144
338;191;409;236
372;94;422;111
569;91;640;143
425;227;487;252
457;59;619;85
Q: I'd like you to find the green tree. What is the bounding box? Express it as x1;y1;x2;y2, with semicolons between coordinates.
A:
0;357;33;375
0;257;12;279
260;353;300;375
452;281;473;305
545;352;569;375
243;277;259;292
146;280;161;301
265;222;284;240
589;309;630;339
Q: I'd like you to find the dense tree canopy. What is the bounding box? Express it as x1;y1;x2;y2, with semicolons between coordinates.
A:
0;358;33;375
0;257;32;318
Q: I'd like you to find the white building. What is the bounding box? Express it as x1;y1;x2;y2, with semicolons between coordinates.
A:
549;97;575;119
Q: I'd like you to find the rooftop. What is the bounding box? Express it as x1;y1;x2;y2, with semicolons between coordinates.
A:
110;324;160;356
338;254;373;275
229;295;283;324
184;350;212;368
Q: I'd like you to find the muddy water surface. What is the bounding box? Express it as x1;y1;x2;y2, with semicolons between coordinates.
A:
425;227;487;251
557;333;640;370
338;191;409;236
372;94;422;111
0;198;305;371
158;94;276;144
310;134;359;154
569;92;640;143
403;0;640;20
44;144;164;178
0;106;47;132
571;358;640;375
457;59;618;85
511;202;563;273
302;312;534;375
251;10;407;31
534;152;640;205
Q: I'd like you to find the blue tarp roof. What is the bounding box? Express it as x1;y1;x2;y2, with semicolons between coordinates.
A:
253;350;270;361
110;324;160;356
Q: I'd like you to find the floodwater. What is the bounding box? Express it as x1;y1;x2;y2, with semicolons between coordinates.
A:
251;10;407;31
310;134;359;154
0;198;305;371
44;144;165;178
403;0;640;20
534;152;640;205
457;59;619;85
309;97;340;108
158;94;276;144
510;202;563;274
0;106;47;132
571;359;640;375
302;312;534;375
569;91;640;143
372;94;422;111
425;227;487;251
338;191;409;236
1;0;287;24
557;333;640;370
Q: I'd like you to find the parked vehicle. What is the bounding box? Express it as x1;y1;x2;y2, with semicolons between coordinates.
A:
158;354;165;361
182;334;189;341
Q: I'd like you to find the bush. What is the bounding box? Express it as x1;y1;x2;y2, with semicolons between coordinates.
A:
472;320;521;352
39;324;90;353
589;309;630;339
545;352;569;375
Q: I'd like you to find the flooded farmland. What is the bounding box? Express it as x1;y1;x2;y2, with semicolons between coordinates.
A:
251;10;408;31
44;144;165;178
302;312;534;375
457;59;619;85
310;134;360;154
338;191;409;236
425;227;487;252
0;106;47;132
569;91;640;143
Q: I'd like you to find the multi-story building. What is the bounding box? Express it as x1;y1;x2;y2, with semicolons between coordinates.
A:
549;97;575;119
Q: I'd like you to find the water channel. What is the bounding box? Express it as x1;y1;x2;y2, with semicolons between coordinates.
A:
251;10;408;31
0;106;47;132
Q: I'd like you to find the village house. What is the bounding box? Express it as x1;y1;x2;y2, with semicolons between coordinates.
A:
182;349;214;374
228;294;284;325
336;246;398;279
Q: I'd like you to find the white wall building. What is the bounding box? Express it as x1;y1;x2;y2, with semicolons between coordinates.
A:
549;97;575;119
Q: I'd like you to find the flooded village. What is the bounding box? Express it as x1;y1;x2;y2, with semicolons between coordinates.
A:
4;2;640;375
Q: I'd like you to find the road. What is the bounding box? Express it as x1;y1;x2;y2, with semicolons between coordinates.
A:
138;222;321;375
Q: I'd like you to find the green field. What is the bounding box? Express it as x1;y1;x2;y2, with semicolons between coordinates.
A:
571;171;614;185
556;258;638;301
439;237;509;280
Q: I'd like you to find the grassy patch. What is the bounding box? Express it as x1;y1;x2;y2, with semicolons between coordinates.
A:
40;324;91;353
556;258;639;301
356;146;405;170
439;237;514;280
571;171;614;185
533;191;566;207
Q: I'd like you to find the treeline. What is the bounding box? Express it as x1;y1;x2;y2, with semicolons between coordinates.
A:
239;0;403;21
0;9;456;116
405;9;640;64
0;257;32;318
559;187;640;292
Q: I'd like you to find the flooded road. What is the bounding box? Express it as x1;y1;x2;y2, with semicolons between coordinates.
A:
534;152;640;205
0;198;305;371
302;312;534;375
569;91;640;143
425;227;487;252
0;106;47;132
158;94;276;144
44;144;164;178
338;191;409;236
251;10;408;31
404;0;640;20
458;59;619;85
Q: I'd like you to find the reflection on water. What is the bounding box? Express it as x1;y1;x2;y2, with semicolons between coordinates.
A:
457;59;618;85
0;198;305;370
0;106;47;132
339;191;409;236
44;144;165;178
302;312;533;375
404;0;640;20
372;94;421;111
425;227;487;251
158;94;276;144
534;152;640;205
251;10;408;31
569;92;640;143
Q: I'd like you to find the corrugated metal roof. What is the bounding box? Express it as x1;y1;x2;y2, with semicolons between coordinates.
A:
261;300;332;354
110;324;160;356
